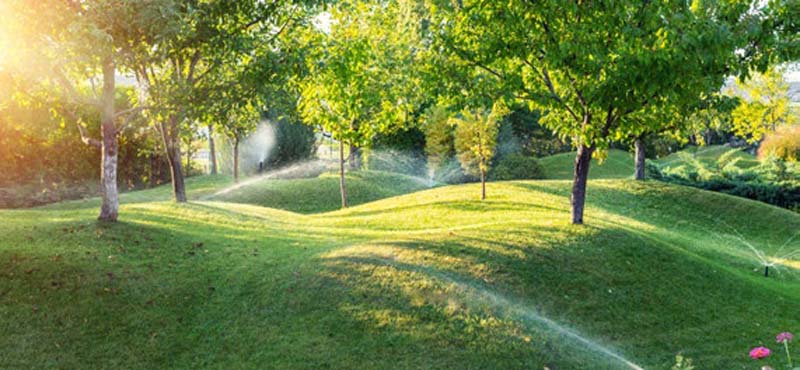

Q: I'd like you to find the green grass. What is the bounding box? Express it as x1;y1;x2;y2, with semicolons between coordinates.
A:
207;170;433;213
540;149;635;180
1;173;799;369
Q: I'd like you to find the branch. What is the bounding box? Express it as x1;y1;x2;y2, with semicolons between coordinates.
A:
442;36;505;80
52;66;99;108
75;119;102;148
192;6;298;86
186;50;201;83
538;65;580;122
113;105;152;119
116;109;146;134
13;80;101;148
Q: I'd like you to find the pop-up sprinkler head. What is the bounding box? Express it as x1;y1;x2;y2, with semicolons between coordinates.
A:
764;265;769;277
258;161;264;173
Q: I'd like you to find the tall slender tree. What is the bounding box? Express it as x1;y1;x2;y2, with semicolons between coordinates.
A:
3;0;153;221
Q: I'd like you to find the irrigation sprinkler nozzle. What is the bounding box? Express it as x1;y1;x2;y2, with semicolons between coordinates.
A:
764;265;769;278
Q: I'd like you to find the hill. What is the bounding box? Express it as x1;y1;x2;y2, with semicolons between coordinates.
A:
205;170;433;213
0;176;798;369
40;170;433;214
539;149;635;180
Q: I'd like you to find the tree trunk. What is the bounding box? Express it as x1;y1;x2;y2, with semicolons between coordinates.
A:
161;116;187;203
98;59;119;222
339;140;348;208
208;124;217;175
480;168;486;200
634;138;646;181
185;144;192;178
233;137;240;183
149;154;158;187
348;144;361;171
571;144;594;225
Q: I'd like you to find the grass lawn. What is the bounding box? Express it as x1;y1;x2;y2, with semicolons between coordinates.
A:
1;172;798;369
207;170;434;213
539;149;635;180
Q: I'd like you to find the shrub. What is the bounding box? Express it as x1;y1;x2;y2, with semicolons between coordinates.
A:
267;120;317;168
759;125;800;162
649;159;800;212
365;149;427;177
489;154;545;181
369;127;427;177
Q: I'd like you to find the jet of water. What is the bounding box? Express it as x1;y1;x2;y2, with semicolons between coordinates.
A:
203;159;331;199
398;264;645;369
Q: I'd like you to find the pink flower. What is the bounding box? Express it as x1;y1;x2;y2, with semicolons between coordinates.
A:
776;332;794;343
749;346;771;360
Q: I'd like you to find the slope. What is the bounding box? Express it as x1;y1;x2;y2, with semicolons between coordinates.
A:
540;149;635;180
0;178;798;369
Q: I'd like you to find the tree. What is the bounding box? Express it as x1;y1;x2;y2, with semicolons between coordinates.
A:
218;105;259;183
3;0;153;221
421;105;455;177
299;1;418;208
429;0;760;224
452;102;508;200
730;67;797;144
134;0;319;202
207;124;219;175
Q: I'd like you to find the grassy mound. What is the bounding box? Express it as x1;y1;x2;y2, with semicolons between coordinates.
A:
1;178;798;369
205;170;433;213
539;149;635;180
39;171;432;214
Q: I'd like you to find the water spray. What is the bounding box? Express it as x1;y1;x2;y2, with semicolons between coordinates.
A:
258;161;264;174
712;219;800;279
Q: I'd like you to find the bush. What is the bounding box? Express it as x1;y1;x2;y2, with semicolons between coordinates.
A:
759;125;800;162
489;154;545;181
369;127;427;177
433;157;474;184
267;120;317;168
649;157;800;212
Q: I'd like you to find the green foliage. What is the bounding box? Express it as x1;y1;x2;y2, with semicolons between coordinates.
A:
0;87;169;208
452;102;507;178
266;119;318;168
502;107;569;157
217;103;260;147
759;124;800;162
488;154;544;181
730;67;798;143
366;127;428;177
422;105;455;174
650;151;800;211
298;1;418;149
428;0;754;157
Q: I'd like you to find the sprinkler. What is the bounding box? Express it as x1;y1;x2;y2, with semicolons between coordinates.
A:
764;265;769;278
258;161;264;174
